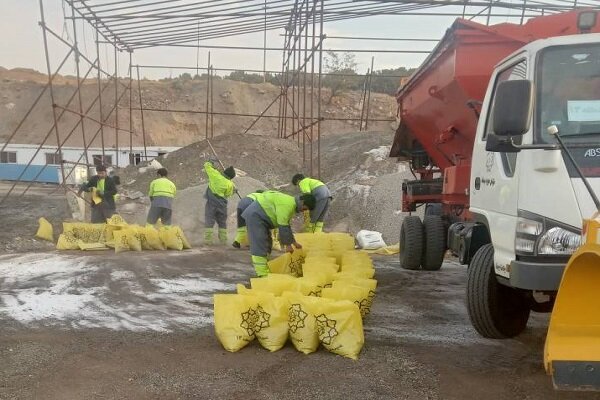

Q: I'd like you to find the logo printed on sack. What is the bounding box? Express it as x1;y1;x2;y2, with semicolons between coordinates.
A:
315;314;338;345
254;305;271;333
288;304;308;333
289;256;304;277
240;308;259;336
355;299;371;317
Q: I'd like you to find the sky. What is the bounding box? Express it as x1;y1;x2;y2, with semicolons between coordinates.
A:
0;0;560;80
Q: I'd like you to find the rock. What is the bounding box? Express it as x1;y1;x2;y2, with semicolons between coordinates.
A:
124;191;144;200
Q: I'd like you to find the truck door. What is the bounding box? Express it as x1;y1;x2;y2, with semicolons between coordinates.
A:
471;59;528;276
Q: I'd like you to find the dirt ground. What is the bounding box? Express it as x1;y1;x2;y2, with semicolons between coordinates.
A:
0;67;396;147
1;249;599;400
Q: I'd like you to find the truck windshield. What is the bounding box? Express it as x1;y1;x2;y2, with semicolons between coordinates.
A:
537;43;600;143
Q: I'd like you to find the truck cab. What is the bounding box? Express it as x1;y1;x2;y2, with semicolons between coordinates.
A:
467;31;600;338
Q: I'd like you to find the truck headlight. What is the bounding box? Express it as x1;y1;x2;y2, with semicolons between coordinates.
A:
516;211;581;256
515;217;543;254
538;227;581;255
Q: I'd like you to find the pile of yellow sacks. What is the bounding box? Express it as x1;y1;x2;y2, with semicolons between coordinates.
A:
214;232;376;360
54;215;192;252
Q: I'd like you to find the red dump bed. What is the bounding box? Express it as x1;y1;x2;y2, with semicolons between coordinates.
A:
390;10;600;172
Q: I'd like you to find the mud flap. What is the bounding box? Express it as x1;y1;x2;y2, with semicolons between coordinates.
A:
544;245;600;391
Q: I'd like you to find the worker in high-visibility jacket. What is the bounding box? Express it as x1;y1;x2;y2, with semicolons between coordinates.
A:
232;189;265;249
292;173;332;233
241;190;316;277
147;168;177;226
204;160;236;245
79;165;119;223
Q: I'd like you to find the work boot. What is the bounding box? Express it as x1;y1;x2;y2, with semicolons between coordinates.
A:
233;227;247;248
251;255;270;277
218;228;228;245
204;228;213;245
314;222;324;233
304;222;316;233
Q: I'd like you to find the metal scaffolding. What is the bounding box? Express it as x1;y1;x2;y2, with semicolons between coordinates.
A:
0;0;587;203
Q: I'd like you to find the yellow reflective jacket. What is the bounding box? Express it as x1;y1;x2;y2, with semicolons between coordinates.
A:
148;177;176;198
247;192;261;201
298;177;324;194
204;162;235;198
255;190;297;227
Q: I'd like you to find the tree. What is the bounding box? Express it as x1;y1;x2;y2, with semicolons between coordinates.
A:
369;67;416;95
322;51;359;104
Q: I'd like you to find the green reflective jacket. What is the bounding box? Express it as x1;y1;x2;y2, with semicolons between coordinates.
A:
148;177;176;198
255;190;297;227
204;162;235;198
298;177;324;194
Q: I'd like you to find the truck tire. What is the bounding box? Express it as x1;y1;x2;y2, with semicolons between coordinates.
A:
400;216;423;270
422;215;446;271
466;244;530;338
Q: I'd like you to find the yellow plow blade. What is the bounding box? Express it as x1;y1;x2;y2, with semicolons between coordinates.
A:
544;243;600;391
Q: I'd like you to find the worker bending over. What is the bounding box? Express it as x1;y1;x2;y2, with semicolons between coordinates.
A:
292;173;331;232
242;190;316;277
204;160;236;245
232;189;264;249
147;168;176;226
79;165;119;223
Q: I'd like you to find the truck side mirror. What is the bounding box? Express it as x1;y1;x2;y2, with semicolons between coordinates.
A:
485;133;520;153
492;80;533;137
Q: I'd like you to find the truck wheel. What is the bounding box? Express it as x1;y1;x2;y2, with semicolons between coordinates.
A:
400;216;423;270
422;215;446;271
466;244;530;338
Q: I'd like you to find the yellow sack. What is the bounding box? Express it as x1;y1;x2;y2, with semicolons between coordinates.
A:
332;279;377;314
342;250;372;264
283;293;326;354
35;217;54;242
255;295;289;352
113;229;141;253
77;241;108;251
267;253;292;275
328;233;355;251
105;240;115;249
160;226;184;250
314;299;364;360
332;277;378;292
302;262;339;284
139;226;165;250
322;285;373;318
295;233;331;250
305;255;337;266
56;233;79;250
250;274;296;296
106;214;127;226
300;271;329;296
105;225;122;242
214;294;258;352
91;187;103;205
113;230;130;253
174;226;192;249
289;249;305;277
267;250;304;276
289;277;323;296
64;222;107;244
